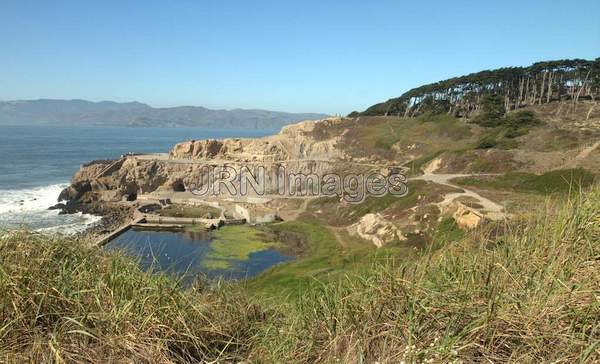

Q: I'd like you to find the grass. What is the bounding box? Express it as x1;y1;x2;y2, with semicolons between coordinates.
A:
403;149;446;174
431;216;465;247
256;188;600;362
246;219;364;296
245;219;417;300
455;168;596;195
304;180;430;227
1;188;599;362
0;230;266;362
344;115;474;160
306;185;419;226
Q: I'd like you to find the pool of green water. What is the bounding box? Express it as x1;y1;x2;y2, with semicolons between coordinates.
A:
105;225;293;284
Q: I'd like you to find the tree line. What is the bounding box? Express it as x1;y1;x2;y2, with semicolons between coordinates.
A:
357;58;600;117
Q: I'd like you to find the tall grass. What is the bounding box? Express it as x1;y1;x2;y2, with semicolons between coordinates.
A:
0;231;267;362
259;189;600;363
1;188;598;362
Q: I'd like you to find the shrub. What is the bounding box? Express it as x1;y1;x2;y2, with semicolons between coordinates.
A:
476;136;497;149
455;168;596;195
504;127;528;138
504;110;540;128
471;94;506;127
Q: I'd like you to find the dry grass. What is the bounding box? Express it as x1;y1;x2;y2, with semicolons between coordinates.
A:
0;231;267;363
257;189;600;363
1;188;599;363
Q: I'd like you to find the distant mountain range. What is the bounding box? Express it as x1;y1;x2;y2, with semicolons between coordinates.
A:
0;99;329;129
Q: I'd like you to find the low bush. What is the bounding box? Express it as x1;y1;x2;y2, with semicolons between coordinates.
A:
476;136;497;149
456;168;596;195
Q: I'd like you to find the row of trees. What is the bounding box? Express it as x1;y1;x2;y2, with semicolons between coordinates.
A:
359;58;600;117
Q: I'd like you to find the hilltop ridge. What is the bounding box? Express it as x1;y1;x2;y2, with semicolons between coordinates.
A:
0;99;329;129
357;58;600;118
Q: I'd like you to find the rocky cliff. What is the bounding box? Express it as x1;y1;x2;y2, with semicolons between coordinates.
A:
59;118;352;212
61;102;600;247
169;119;347;162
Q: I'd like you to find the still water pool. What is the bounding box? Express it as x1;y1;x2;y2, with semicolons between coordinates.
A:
106;226;292;284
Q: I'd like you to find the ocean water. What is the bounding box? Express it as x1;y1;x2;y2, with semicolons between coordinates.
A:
0;125;275;233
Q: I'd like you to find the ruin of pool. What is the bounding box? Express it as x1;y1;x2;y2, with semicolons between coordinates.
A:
105;227;293;284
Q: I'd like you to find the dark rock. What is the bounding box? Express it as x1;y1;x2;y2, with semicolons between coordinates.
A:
138;203;162;213
172;179;186;192
58;181;92;202
58;187;75;202
48;203;66;211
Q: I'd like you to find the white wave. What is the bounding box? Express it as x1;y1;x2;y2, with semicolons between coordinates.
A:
0;183;101;235
0;183;67;214
35;212;103;235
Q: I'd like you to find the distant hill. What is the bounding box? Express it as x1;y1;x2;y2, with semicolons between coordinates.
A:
0;99;329;129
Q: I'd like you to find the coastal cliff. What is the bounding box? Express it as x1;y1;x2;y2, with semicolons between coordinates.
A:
60;101;599;247
60;118;349;207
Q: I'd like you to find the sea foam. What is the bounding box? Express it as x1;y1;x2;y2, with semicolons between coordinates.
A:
0;183;101;234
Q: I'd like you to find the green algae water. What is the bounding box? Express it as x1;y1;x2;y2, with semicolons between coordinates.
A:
105;226;293;284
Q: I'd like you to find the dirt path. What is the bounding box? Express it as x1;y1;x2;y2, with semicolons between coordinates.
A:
571;140;600;166
411;173;507;220
279;197;313;221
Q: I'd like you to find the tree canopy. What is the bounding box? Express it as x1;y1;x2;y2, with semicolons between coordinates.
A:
360;58;600;117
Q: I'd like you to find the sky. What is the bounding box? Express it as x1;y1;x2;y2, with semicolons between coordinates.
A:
1;0;599;115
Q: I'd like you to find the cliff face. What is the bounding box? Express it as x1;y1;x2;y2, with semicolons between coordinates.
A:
61;118;352;210
169;119;346;162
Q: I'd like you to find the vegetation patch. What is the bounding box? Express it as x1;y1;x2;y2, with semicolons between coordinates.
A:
203;225;278;270
471;95;542;143
343;115;473;160
246;219;405;297
266;190;600;363
476;135;497;149
404;149;446;174
246;220;346;295
305;181;421;226
454;168;596;194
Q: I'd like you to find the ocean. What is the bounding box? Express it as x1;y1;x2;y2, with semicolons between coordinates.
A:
0;124;275;233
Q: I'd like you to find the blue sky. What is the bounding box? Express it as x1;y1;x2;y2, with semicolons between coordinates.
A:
1;0;598;114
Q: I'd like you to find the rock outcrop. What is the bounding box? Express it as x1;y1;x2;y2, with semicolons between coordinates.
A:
352;213;403;248
60;118;349;211
169;119;346;162
443;201;485;230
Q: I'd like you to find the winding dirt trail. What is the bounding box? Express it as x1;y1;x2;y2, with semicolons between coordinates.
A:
410;173;507;220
